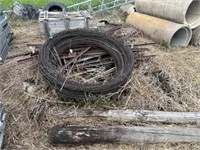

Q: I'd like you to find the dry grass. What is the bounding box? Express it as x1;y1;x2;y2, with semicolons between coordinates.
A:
0;12;200;149
118;48;200;112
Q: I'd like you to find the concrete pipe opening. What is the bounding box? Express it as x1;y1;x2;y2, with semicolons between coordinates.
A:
170;27;191;47
185;1;200;28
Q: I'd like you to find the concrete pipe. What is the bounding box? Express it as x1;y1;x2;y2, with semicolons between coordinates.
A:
191;26;200;46
120;4;136;15
135;0;200;29
126;12;192;47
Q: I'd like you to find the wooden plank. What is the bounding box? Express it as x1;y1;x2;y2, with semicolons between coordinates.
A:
56;109;200;124
49;125;200;145
100;110;200;124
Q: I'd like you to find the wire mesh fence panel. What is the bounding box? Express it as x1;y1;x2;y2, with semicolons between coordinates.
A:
68;0;135;13
0;0;135;13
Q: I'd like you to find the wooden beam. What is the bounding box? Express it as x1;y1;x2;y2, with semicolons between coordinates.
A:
60;109;200;124
49;125;200;145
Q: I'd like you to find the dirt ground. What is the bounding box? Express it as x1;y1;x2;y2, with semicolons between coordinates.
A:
0;11;200;149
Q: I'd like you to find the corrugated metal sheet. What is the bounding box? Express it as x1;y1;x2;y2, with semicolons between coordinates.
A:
0;102;6;149
0;4;10;65
0;4;3;16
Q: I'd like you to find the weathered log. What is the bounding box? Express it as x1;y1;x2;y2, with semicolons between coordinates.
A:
56;109;200;124
49;125;200;145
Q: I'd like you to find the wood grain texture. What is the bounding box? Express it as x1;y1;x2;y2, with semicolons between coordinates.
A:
49;125;200;145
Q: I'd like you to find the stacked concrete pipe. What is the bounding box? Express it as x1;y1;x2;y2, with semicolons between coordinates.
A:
126;12;192;47
135;0;200;29
125;0;200;47
191;26;200;46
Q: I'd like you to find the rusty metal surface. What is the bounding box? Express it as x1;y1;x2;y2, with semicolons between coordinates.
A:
6;26;154;100
38;29;134;99
8;25;154;68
